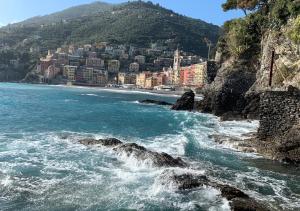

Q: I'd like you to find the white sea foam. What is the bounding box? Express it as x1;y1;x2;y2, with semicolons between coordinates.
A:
80;93;98;96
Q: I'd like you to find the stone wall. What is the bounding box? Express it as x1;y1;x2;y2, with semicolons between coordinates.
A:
257;87;300;163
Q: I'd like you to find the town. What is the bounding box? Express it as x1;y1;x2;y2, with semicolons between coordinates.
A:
38;42;217;91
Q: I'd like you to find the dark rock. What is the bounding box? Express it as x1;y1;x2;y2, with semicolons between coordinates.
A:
230;197;268;211
287;85;299;93
196;61;258;120
218;185;249;200
139;99;173;106
79;138;123;147
79;139;187;167
114;143;187;167
159;170;209;190
171;90;195;111
158;170;270;211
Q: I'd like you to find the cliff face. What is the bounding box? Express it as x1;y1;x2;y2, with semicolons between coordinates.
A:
198;17;299;121
198;16;300;163
251;19;300;92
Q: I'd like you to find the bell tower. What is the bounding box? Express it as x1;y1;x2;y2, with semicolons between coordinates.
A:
172;47;181;85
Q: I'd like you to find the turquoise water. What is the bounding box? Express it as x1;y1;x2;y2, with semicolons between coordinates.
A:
0;83;299;210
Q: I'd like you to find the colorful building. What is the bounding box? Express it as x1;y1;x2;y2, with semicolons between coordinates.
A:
63;65;77;81
180;63;207;88
136;71;152;88
118;73;136;85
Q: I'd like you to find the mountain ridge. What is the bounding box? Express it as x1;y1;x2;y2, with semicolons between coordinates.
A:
0;1;220;56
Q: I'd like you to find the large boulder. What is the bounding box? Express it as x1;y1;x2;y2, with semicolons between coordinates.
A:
171;90;195;111
196;60;259;120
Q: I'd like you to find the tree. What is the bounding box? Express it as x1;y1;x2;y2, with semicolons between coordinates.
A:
287;16;300;54
222;0;265;15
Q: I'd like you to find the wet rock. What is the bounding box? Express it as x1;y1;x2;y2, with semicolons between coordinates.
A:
139;99;173;106
158;170;270;211
114;143;187;167
209;134;257;153
158;170;209;190
171;90;195;111
218;185;249;200
79;139;187;168
79;138;123;147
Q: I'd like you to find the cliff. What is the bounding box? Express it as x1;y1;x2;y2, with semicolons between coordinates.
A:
197;6;300;162
250;19;300;92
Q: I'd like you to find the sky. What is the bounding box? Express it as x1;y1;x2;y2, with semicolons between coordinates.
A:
0;0;244;27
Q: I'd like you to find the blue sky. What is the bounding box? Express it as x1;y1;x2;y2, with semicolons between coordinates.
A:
0;0;244;26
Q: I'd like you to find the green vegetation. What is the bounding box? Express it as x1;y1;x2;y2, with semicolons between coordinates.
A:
287;15;300;54
219;0;300;59
0;1;220;56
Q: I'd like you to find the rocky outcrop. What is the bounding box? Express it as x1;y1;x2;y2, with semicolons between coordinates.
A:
158;170;269;211
196;59;259;120
250;21;300;92
138;99;173;106
79;138;187;167
256;87;300;163
171;90;195;111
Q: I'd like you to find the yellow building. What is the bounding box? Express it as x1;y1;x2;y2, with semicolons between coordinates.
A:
118;73;136;85
193;63;207;87
136;72;152;88
145;77;158;89
63;65;77;81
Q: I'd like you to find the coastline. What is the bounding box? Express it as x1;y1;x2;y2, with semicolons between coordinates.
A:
43;83;204;99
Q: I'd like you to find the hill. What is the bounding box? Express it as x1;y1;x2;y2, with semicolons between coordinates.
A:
0;1;220;55
11;2;113;27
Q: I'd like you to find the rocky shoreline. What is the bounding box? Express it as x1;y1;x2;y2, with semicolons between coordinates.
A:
141;88;299;165
78;138;270;211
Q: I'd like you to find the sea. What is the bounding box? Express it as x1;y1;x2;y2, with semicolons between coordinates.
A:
0;83;299;211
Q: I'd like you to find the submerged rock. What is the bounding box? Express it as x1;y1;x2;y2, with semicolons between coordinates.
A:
158;170;270;211
79;139;187;168
139;99;173;106
171;90;195;111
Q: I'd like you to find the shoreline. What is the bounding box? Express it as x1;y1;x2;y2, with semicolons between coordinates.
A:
17;82;204;99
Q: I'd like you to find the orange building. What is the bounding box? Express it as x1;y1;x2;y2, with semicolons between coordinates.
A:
180;63;207;87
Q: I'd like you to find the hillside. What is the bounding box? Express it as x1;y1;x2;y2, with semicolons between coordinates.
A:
0;1;220;56
11;2;113;27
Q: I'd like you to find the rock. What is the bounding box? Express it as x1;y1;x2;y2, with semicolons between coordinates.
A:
196;60;258;120
171;90;195;111
158;170;209;190
79;139;187;168
139;99;173;106
218;185;249;200
158;170;270;211
79;138;123;147
114;143;187;167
